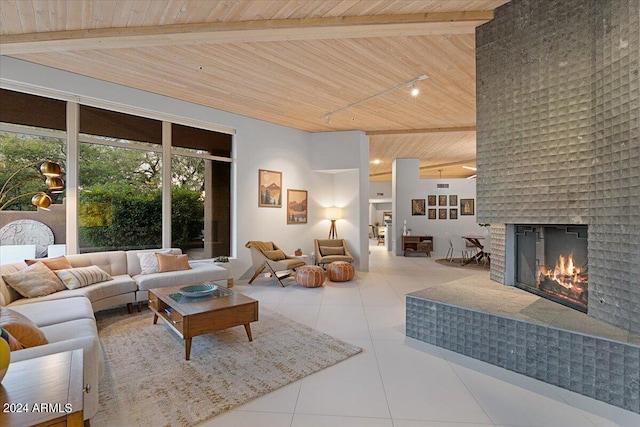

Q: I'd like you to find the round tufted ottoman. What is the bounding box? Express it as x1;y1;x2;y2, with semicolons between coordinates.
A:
327;261;355;282
295;265;326;287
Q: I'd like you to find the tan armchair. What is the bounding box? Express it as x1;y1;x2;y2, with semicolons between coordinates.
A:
314;239;353;268
245;241;306;287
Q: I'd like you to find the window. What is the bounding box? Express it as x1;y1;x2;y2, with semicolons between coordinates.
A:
0;89;234;257
0;89;67;259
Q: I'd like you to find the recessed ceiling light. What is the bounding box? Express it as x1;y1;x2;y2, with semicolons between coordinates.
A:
372;159;381;165
411;86;420;97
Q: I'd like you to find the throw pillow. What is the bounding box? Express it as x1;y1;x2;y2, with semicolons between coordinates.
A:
156;253;192;273
320;246;345;256
137;250;171;275
0;326;23;351
56;266;112;290
2;261;65;298
25;255;72;271
263;249;286;261
0;308;48;348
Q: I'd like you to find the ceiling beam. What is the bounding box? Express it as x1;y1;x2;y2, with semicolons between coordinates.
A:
366;126;476;136
369;158;476;178
418;159;476;171
0;11;494;55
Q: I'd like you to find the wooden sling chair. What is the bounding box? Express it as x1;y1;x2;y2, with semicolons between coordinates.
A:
245;241;305;287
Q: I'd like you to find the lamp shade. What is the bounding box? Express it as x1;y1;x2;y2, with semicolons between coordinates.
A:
31;192;52;209
40;161;62;177
45;177;64;191
325;207;343;220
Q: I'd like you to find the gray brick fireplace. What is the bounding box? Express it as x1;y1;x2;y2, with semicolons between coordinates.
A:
406;0;639;414
476;0;639;335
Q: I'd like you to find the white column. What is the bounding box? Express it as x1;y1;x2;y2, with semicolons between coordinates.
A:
65;102;79;254
162;121;172;248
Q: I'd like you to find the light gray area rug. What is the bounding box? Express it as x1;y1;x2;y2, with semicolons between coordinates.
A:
93;307;362;426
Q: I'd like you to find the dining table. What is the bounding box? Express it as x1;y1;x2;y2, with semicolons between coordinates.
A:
461;234;485;265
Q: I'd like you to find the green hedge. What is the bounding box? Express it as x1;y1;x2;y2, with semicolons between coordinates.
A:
79;184;203;250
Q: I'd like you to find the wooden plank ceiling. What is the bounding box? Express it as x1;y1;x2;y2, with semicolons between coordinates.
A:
0;0;509;181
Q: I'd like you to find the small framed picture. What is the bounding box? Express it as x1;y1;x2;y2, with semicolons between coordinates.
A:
460;199;475;215
258;169;282;207
449;208;458;219
438;195;448;206
428;209;436;219
449;195;458;206
412;199;426;215
439;208;447;219
287;189;307;224
428;195;436;206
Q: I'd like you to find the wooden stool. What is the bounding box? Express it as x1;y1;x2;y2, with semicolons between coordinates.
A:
295;265;325;287
327;261;355;282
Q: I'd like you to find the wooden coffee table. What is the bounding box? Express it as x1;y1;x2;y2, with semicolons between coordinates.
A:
148;284;258;360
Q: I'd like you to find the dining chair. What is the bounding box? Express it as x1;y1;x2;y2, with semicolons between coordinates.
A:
445;233;470;263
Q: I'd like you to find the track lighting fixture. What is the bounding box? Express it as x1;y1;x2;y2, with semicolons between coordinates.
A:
323;74;428;125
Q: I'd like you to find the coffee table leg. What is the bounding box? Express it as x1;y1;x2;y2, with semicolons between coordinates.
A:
185;338;192;361
153;313;158;324
244;324;253;342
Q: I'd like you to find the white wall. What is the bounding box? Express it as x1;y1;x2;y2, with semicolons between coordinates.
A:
369;181;392;201
0;57;369;278
393;158;482;257
308;131;369;271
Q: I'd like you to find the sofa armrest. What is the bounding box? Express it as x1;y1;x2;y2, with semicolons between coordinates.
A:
10;335;104;420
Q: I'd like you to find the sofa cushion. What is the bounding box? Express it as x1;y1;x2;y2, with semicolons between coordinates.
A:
137;250;176;275
263;249;286;261
64;275;136;302
56;266;112;290
7;297;95;327
320;246;345;256
6;275;136;308
39;318;99;343
1;326;23;350
65;251;128;276
2;261;65;298
0;262;27;306
0;307;48;348
134;263;228;291
126;248;182;276
25;256;72;270
156;253;191;272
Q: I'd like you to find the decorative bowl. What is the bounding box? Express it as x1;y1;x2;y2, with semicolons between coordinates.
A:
178;284;217;298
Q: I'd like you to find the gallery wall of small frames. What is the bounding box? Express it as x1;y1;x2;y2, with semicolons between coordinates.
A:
413;195;474;220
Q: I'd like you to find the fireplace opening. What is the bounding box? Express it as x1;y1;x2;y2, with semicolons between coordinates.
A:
515;225;588;312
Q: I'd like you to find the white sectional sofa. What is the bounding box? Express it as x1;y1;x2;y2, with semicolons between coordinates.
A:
0;248;230;423
6;297;104;421
0;248;230;311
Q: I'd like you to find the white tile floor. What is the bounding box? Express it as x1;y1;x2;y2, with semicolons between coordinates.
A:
200;243;640;427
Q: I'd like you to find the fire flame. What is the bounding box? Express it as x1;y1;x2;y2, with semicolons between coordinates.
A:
538;253;586;290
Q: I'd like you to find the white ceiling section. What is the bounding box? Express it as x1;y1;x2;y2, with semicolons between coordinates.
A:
0;0;510;181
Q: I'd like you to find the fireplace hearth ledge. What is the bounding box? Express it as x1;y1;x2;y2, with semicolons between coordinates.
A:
406;276;640;414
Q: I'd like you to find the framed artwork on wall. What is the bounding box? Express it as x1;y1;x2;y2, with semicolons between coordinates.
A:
428;195;436;206
460;198;475;215
412;199;426;215
449;208;458;219
383;211;392;222
428;209;436;219
287;189;307;224
439;208;447;219
258;169;282;207
449;195;458;206
438;195;448;206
